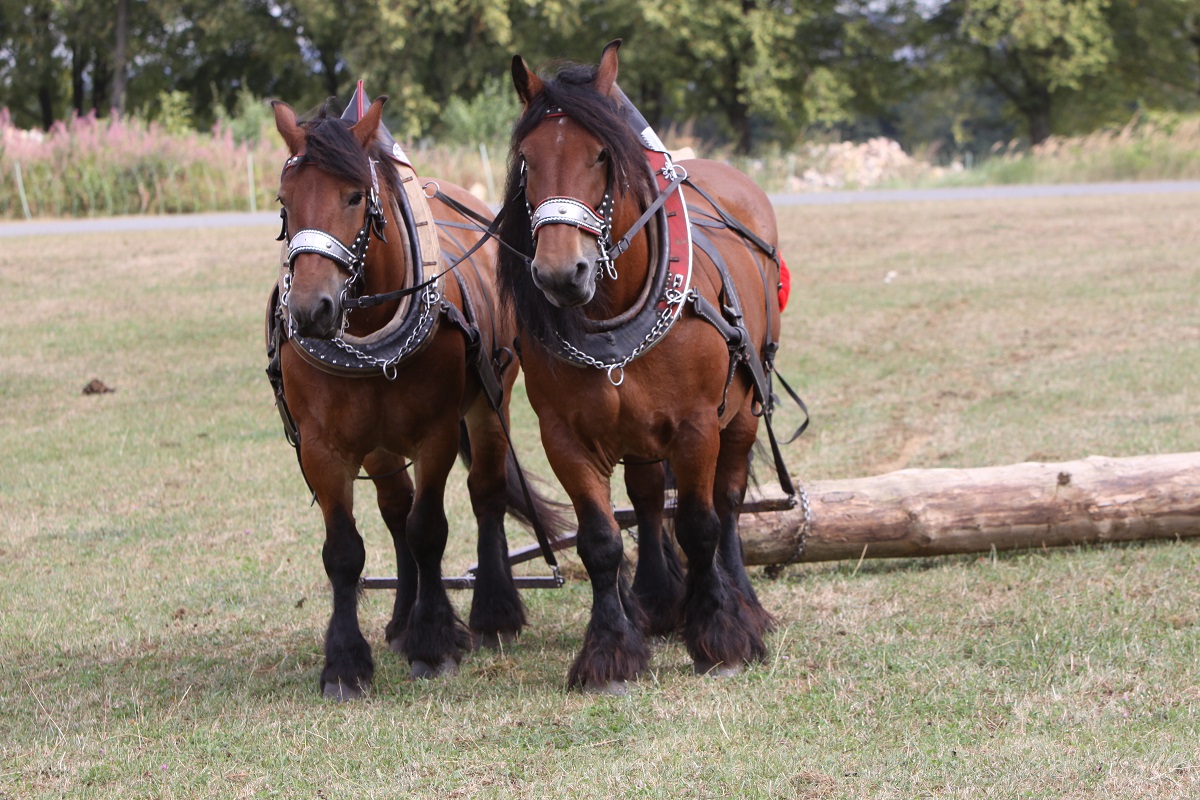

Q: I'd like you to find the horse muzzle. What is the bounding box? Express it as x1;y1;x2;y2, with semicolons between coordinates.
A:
530;225;601;308
285;258;346;339
288;292;342;339
530;254;597;308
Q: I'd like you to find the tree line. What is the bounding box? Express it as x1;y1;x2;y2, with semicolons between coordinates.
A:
2;0;1198;155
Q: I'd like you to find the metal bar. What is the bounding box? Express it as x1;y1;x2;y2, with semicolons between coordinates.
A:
361;574;565;591
492;495;795;570
361;495;794;591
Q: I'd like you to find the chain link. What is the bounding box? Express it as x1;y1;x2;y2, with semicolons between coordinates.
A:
792;479;812;563
322;285;441;376
555;290;686;384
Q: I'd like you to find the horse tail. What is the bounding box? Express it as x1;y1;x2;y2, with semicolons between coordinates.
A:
503;451;574;543
457;422;574;542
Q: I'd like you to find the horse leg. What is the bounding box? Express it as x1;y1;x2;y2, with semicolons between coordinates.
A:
625;461;683;636
304;445;373;700
713;405;776;637
397;429;470;678
360;454;417;652
463;406;526;649
671;427;767;676
549;452;648;692
571;500;650;692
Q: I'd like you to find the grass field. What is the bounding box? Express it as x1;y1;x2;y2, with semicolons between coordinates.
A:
1;191;1198;798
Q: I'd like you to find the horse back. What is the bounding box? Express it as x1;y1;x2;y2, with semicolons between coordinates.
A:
677;159;782;347
425;179;517;402
678;159;779;248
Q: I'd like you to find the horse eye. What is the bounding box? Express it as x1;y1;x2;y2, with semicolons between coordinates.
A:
596;150;609;165
349;192;364;207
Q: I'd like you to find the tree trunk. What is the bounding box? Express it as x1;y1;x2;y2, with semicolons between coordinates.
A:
737;453;1200;565
111;0;129;116
72;44;87;116
1026;106;1051;146
320;51;340;100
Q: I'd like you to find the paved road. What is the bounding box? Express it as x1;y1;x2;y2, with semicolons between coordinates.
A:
2;180;1199;238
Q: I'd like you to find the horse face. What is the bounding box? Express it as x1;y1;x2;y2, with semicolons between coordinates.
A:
277;166;372;339
521;118;610;309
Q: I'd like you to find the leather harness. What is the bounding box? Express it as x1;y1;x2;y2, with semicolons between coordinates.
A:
516;91;808;501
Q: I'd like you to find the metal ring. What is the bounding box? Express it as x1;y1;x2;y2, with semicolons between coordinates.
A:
607;365;625;386
423;180;440;200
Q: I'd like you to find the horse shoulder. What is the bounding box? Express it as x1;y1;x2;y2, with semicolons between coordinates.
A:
677;159;779;245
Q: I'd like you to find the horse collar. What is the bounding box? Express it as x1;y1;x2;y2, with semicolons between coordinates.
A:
526;98;694;383
276;157;443;379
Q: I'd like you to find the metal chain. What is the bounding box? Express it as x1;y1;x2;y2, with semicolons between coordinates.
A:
329;285;440;372
792;479;812;563
555;287;688;384
292;284;440;378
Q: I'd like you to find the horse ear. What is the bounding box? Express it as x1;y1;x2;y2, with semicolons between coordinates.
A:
594;39;622;97
511;55;545;106
350;96;387;148
272;101;305;155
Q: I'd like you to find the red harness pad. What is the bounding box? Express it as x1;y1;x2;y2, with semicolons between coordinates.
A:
778;252;791;313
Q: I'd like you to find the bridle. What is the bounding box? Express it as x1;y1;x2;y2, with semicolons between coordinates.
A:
276;153;389;331
523;109;618;280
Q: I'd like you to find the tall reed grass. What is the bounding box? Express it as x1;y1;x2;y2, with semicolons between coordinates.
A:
2;109;1198;220
0;109;285;219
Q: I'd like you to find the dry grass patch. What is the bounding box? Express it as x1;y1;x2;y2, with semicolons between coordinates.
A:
1;191;1198;797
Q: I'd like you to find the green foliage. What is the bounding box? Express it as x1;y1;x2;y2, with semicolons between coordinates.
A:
0;0;1197;156
213;85;273;145
960;0;1115;92
148;90;194;136
439;75;522;146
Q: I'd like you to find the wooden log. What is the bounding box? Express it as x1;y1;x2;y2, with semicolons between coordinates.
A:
740;453;1200;565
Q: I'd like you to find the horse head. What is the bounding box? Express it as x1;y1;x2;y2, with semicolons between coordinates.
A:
509;40;648;310
273;98;392;339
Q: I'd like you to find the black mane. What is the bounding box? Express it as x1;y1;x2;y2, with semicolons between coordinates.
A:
497;63;657;347
295;104;402;204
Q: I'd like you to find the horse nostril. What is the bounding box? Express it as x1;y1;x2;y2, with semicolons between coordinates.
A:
575;259;590;277
316;295;336;325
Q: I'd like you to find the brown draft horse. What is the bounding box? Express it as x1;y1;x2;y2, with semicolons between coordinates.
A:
269;96;561;699
499;41;785;692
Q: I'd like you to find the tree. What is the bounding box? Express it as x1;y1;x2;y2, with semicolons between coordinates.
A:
637;0;830;153
0;0;66;129
935;0;1116;145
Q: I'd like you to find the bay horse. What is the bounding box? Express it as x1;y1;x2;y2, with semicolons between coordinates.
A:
499;41;788;692
268;92;563;699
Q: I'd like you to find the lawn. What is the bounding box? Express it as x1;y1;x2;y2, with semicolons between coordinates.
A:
1;190;1197;798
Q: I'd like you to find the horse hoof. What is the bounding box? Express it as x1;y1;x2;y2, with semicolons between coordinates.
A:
472;630;518;651
694;660;742;678
411;658;459;680
322;679;367;701
387;638;404;656
583;680;629;697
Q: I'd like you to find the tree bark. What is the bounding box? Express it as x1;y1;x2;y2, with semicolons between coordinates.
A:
1026;106;1051;146
739;453;1200;565
111;0;129;116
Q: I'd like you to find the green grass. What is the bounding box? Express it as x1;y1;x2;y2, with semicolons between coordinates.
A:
899;115;1200;189
1;192;1199;797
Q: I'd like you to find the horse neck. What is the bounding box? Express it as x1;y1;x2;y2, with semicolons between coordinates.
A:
595;188;653;315
345;189;411;337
